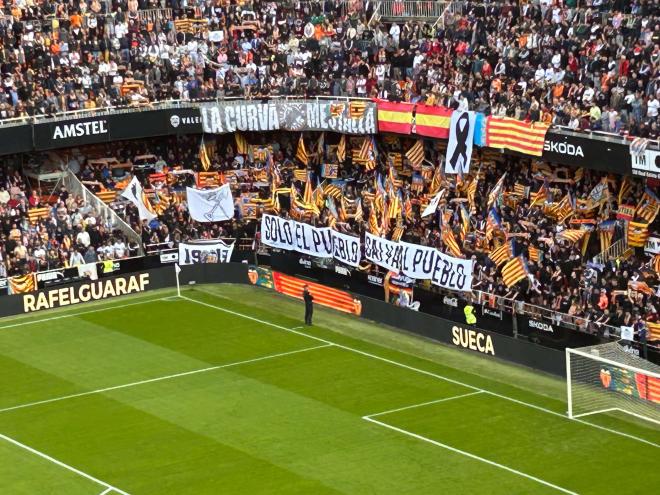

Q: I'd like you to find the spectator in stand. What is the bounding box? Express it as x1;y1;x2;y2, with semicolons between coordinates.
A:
0;1;656;136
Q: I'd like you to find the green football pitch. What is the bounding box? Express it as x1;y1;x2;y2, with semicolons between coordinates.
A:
0;284;658;495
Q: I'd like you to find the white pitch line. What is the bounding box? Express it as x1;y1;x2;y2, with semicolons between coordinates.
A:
0;344;331;414
99;488;114;495
363;416;579;495
181;294;660;449
365;391;484;418
0;295;167;331
0;432;130;495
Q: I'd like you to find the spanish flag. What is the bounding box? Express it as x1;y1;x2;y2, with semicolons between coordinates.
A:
627;221;650;248
502;256;528;288
489;241;513;267
414;104;452;139
376;100;414;135
296;135;308;166
485;117;549;156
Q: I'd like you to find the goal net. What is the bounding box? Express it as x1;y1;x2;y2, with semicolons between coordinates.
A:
566;342;660;426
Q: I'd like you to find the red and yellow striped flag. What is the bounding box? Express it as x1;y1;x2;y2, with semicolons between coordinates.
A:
303;172;313;206
627;221;650;248
653;254;660;274
558;229;586;244
646;321;660;342
501;256;528;287
337;134;346;162
199;137;212;171
376;100;414;134
368;204;380;235
405;140;425;168
235;133;248;155
528;245;540;263
467;179;478;212
636;188;660;224
296;135;308;166
529;184;548;208
391;225;405;242
489;241;513;267
442;229;462;258
485;117;549;156
618;176;632;205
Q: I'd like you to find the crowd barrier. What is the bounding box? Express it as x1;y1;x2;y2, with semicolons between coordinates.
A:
0;98;656;180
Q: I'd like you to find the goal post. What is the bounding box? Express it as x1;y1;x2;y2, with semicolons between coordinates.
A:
566;343;660;426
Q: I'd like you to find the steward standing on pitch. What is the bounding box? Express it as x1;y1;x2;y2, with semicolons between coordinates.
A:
303;285;314;325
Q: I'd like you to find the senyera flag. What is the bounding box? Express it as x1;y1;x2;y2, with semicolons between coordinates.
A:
485;117;549;156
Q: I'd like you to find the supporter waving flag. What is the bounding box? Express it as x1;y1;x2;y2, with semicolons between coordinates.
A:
501;256;529;288
122;176;157;222
296;135;308;166
489;241;513;267
635;188;660;224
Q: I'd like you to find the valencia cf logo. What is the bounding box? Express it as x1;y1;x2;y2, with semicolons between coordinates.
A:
599;368;612;389
248;269;258;285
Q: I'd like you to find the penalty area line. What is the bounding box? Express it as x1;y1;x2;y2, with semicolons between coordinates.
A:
364;391;484;418
181;294;660;449
0;344;332;414
363;416;579;495
0;432;131;495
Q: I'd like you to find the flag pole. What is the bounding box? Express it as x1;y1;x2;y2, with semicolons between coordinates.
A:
175;264;182;298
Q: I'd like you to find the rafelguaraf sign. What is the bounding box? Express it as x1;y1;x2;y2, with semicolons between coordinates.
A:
22;273;150;313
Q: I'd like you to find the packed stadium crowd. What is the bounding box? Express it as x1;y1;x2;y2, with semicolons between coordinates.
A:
1;129;656;336
0;0;658;137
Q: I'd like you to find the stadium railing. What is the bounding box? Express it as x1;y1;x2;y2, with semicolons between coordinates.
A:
0;97;654;152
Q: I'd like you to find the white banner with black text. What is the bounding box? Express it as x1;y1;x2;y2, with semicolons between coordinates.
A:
178;240;235;265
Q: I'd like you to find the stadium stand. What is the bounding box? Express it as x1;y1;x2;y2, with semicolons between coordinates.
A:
0;1;657;346
0;0;657;137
